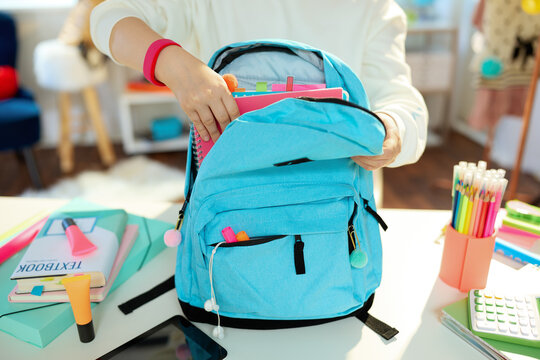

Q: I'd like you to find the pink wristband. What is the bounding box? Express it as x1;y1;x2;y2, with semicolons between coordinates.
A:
143;39;181;86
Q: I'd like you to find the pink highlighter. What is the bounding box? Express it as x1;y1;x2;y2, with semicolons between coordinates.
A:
221;227;237;243
62;218;97;257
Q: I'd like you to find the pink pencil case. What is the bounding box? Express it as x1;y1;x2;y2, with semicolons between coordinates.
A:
439;225;496;292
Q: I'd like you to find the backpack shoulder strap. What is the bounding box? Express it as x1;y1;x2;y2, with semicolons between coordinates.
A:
356;311;399;341
353;293;399;340
118;276;175;314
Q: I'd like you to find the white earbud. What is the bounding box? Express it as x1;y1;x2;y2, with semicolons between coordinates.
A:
208;242;226;339
204;298;219;312
212;325;224;339
204;299;213;312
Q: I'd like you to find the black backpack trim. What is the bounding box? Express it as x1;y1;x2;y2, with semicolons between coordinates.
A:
179;296;374;330
180;293;398;340
117;275;398;340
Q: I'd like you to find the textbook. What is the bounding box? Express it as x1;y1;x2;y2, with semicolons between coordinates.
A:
10;209;127;293
8;224;138;303
193;87;345;169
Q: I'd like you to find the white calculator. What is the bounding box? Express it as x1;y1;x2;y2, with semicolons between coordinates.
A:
468;290;540;348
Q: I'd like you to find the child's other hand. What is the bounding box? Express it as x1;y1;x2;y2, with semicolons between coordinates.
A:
352;112;401;171
155;46;240;142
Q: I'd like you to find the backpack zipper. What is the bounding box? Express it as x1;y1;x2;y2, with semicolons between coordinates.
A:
296;97;386;137
213;45;300;73
209;235;286;248
363;199;388;231
210;234;305;275
347;199;387;254
294;235;306;275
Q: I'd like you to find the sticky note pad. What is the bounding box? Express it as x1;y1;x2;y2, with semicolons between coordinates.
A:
256;82;267;92
31;286;44;296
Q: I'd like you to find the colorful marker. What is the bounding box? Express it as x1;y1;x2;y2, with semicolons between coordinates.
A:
450;161;507;237
62;218;97;257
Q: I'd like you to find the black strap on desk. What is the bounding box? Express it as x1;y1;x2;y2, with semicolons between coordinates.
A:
118;276;175;315
355;311;399;340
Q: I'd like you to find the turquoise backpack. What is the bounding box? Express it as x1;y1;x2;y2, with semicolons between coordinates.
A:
173;40;397;339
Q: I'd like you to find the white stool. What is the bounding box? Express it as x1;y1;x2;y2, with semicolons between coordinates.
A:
34;39;115;173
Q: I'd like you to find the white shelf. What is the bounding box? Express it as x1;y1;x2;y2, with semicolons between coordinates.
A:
118;91;190;155
127;135;190;154
405;23;459;138
0;0;76;11
121;91;176;104
408;21;457;34
406;52;455;93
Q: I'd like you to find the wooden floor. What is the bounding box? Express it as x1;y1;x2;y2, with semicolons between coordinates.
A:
1;131;539;209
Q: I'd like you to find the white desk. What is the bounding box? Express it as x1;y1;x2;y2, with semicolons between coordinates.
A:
0;197;535;360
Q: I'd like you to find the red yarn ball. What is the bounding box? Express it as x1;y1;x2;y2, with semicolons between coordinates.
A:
0;66;18;100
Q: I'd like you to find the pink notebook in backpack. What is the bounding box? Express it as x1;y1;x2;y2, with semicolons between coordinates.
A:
192;87;344;169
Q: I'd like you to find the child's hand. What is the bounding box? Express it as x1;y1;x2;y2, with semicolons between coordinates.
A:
352;112;401;170
155;46;240;142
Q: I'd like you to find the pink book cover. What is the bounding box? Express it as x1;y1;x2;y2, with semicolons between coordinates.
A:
498;225;540;249
0;216;48;265
271;83;326;91
8;224;139;303
193;87;344;167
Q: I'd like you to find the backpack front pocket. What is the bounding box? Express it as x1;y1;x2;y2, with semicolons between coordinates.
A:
196;189;365;320
206;231;359;320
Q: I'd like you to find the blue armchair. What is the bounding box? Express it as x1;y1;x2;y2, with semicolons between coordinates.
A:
0;12;42;189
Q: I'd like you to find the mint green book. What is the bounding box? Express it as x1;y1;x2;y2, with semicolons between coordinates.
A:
441;299;540;359
0;198;171;348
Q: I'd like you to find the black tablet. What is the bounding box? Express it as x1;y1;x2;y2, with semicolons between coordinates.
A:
98;315;227;360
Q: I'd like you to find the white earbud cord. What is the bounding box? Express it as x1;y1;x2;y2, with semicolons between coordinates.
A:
209;241;226;336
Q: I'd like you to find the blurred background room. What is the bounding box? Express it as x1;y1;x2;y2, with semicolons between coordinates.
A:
0;0;539;209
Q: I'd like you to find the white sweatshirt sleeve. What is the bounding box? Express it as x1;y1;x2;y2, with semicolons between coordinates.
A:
90;0;194;63
361;0;428;167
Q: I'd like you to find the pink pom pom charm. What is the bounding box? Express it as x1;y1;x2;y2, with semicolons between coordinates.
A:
165;201;187;247
164;229;182;247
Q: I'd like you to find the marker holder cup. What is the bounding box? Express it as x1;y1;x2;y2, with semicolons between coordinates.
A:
439;225;496;292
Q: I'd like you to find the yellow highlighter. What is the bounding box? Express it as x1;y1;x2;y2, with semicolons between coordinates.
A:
463;193;474;234
61;275;95;343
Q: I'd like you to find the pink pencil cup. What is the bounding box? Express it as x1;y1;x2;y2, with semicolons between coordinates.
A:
439;225;496;292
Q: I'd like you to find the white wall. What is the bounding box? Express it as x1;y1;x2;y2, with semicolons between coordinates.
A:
4;2;124;147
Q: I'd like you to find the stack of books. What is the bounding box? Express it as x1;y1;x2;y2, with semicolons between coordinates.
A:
495;200;540;266
8;209;138;303
0;198;172;348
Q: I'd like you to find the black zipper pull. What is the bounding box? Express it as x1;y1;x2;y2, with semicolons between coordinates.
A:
348;224;357;252
363;199;388;231
294;235;306;275
348;202;358;253
175;201;188;231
